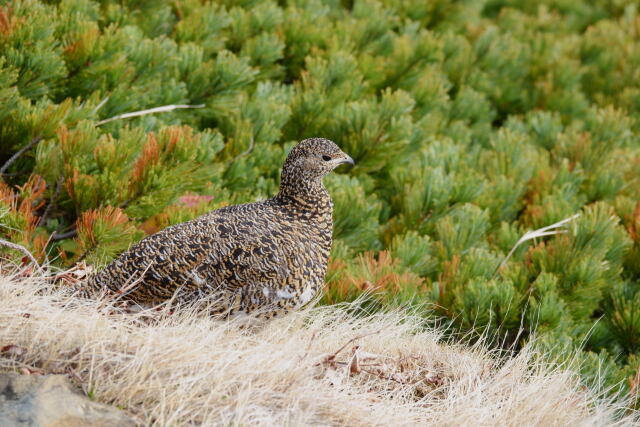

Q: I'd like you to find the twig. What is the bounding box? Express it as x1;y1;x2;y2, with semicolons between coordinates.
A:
230;136;255;163
0;136;43;175
95;104;205;126
38;176;64;227
119;190;143;210
317;329;383;366
0;237;42;272
0;171;31;178
51;228;78;241
48;261;91;285
94;264;152;312
360;367;408;384
297;331;317;362
494;213;581;276
112;264;152;300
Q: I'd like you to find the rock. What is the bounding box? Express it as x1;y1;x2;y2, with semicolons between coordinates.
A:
0;373;135;427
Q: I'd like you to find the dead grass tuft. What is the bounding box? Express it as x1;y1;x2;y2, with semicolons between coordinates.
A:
0;269;636;426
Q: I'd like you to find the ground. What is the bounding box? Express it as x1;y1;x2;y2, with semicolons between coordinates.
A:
0;268;636;426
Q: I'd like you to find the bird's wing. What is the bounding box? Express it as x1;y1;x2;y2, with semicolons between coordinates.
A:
105;222;219;300
192;227;298;292
98;203;309;303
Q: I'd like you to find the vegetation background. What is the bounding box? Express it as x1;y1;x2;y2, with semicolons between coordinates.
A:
0;0;639;408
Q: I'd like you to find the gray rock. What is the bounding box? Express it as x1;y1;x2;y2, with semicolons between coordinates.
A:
0;373;135;427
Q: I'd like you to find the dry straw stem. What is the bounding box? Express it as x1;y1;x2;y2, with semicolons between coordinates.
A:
495;213;581;275
95;104;205;126
0;238;42;273
0;271;636;426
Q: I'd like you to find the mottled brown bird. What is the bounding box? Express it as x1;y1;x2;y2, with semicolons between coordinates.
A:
86;138;354;318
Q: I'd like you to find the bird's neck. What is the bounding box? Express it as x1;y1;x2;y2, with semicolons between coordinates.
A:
274;174;334;254
275;175;333;216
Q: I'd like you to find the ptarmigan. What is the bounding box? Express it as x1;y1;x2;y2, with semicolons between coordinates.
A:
86;138;354;318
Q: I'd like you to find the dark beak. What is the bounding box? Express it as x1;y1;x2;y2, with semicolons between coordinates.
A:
339;155;355;166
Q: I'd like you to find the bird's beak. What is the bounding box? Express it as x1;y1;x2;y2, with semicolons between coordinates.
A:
338;154;355;166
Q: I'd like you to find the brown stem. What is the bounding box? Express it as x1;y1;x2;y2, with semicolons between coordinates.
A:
38;176;64;227
0;136;43;175
51;228;78;241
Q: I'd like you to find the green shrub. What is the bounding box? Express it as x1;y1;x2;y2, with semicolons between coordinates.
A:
1;0;639;403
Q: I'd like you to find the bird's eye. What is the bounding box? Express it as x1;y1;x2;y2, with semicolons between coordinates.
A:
322;155;332;161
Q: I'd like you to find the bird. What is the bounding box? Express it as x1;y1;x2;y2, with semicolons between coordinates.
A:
85;137;354;318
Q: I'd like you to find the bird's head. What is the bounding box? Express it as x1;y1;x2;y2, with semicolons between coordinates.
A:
282;138;354;180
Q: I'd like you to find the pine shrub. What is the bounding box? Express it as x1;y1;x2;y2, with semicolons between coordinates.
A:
1;0;639;403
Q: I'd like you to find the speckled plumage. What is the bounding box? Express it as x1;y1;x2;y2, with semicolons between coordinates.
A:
87;138;354;318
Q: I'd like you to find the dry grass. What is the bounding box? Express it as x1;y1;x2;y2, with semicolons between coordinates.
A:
0;268;636;426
